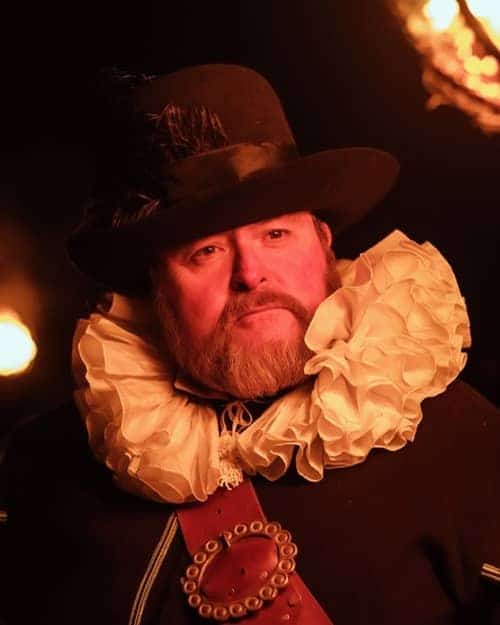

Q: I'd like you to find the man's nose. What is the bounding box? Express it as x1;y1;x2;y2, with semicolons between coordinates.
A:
229;249;266;292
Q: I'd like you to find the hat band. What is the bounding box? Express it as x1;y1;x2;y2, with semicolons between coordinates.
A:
166;142;298;203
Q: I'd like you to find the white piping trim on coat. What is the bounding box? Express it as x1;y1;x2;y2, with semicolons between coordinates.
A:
128;513;179;625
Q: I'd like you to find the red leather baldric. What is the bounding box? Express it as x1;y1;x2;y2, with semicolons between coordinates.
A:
177;479;334;624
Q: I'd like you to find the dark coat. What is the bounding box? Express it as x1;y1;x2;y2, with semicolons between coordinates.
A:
1;380;499;625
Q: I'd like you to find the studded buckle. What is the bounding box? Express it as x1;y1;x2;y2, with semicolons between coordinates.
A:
180;520;298;622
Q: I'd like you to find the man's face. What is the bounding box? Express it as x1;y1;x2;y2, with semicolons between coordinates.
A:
153;211;338;399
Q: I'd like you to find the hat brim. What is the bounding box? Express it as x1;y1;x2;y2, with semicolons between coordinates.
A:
68;147;399;294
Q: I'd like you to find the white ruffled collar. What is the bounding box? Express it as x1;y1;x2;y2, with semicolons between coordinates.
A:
72;231;471;503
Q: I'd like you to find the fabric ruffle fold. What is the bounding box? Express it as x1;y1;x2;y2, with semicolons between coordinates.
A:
73;230;471;503
73;313;220;503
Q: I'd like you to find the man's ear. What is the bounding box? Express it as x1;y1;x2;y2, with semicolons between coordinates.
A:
318;219;333;248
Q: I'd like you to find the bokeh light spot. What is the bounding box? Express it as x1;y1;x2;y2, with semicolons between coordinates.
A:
0;311;37;376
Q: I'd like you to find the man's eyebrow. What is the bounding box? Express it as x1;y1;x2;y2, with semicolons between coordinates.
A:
257;213;304;228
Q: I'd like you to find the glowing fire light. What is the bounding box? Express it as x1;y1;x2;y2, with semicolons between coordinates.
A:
0;311;37;376
424;0;458;31
467;0;500;48
392;0;500;132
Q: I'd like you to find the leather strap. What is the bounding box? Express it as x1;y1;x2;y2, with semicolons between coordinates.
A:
177;479;334;624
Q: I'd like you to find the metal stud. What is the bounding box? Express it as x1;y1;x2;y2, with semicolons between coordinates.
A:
244;596;263;611
213;605;229;621
234;523;248;536
229;603;246;618
271;573;288;588
194;551;207;564
188;593;202;608
205;539;220;553
183;580;197;594
198;603;213;618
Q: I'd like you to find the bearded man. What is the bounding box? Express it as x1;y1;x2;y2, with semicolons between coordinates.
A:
1;65;499;625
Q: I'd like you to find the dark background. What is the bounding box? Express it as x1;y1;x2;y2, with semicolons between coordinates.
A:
1;1;498;436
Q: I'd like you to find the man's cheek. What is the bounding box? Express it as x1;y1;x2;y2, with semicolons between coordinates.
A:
184;296;226;340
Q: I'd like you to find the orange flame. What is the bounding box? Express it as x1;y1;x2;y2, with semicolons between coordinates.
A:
424;0;458;30
0;310;37;376
392;0;500;132
467;0;500;49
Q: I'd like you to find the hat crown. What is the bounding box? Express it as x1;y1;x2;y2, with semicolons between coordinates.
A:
135;64;296;152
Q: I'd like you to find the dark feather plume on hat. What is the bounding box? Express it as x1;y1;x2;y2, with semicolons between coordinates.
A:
153;103;228;163
83;68;229;229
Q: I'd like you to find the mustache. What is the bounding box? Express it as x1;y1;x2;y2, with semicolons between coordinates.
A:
217;290;311;329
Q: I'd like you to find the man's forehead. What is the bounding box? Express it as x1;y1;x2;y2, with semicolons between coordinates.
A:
165;210;314;255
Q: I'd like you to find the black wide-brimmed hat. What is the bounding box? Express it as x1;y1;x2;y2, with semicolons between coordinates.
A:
68;64;399;294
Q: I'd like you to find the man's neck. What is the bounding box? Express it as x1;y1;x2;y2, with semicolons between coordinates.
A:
173;369;308;421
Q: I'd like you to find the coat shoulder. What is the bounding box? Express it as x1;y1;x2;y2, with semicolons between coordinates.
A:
1;400;87;466
426;378;498;417
413;379;500;479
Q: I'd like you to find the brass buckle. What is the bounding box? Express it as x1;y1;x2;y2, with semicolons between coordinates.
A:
181;520;298;622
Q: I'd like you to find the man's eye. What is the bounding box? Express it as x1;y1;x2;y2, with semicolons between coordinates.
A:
267;229;288;240
191;245;220;262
